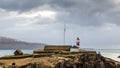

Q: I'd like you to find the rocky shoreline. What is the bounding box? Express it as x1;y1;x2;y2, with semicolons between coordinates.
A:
0;50;120;68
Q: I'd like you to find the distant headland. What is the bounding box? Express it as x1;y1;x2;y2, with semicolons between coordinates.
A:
0;36;44;49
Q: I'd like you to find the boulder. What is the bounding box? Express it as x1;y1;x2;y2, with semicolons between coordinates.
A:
14;50;23;56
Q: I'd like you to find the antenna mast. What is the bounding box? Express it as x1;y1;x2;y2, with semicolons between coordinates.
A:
64;23;66;45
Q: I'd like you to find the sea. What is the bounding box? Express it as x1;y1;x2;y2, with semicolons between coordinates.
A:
0;50;33;57
0;49;120;61
88;49;120;61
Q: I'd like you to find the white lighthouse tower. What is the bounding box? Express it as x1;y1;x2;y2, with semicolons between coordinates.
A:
70;37;80;52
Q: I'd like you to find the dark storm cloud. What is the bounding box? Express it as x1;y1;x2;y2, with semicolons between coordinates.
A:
49;0;120;26
0;0;120;26
0;0;74;11
0;0;46;12
53;0;118;26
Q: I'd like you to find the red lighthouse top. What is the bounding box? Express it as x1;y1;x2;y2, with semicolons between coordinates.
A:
77;37;80;40
76;37;80;46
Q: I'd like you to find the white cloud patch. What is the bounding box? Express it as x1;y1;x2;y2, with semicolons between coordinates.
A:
0;9;57;20
0;8;57;31
19;10;57;20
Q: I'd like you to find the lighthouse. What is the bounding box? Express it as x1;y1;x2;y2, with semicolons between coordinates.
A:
70;37;80;52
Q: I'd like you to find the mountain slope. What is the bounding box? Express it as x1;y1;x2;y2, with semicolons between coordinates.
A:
0;37;44;49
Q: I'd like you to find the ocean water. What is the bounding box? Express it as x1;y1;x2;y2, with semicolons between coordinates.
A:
0;50;33;57
95;49;120;61
0;49;120;61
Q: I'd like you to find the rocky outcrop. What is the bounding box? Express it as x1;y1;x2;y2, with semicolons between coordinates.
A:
1;53;120;68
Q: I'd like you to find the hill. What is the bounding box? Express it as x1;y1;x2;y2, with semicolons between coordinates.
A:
0;36;44;49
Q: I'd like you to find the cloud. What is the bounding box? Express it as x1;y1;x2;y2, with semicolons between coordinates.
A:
0;0;120;48
0;0;45;12
54;0;120;26
0;0;120;26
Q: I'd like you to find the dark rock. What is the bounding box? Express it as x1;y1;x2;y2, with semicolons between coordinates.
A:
63;60;74;68
116;64;120;68
14;50;23;55
55;62;62;68
74;62;83;68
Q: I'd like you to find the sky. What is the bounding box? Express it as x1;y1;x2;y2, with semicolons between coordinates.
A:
0;0;120;49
